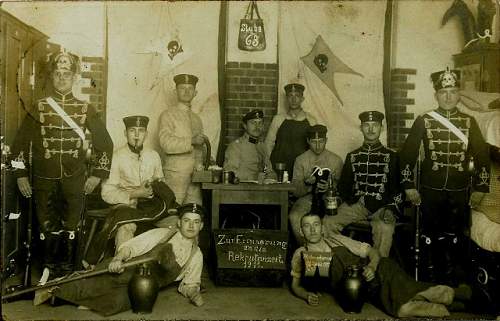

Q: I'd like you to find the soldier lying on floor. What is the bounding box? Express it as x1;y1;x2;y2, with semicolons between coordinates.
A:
290;212;474;317
39;203;205;316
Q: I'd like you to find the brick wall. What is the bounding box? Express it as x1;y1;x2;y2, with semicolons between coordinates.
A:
80;56;107;120
223;61;279;147
387;68;416;149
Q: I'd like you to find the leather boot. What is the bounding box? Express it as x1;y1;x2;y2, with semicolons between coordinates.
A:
435;233;459;286
39;230;64;280
420;234;437;283
59;230;77;275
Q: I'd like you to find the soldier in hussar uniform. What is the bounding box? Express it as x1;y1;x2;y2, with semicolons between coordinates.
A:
224;109;274;181
400;68;490;285
323;111;403;258
158;74;207;205
10;50;113;276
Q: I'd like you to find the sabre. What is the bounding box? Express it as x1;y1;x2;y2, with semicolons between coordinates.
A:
414;148;422;281
23;141;34;288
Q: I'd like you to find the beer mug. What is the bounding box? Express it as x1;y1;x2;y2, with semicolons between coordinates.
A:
223;171;235;184
212;169;223;184
275;162;286;183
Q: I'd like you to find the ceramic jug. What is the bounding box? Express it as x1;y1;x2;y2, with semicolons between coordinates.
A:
341;264;364;313
128;263;159;314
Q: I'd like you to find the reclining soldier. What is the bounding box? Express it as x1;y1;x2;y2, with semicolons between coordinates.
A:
291;212;474;317
47;203;205;316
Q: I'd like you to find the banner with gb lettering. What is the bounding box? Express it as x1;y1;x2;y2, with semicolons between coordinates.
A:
238;1;266;51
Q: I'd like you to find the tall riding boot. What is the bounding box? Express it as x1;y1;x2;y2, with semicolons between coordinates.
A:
420;234;437;283
59;230;77;276
40;231;61;271
38;229;64;282
445;232;465;286
435;233;459;286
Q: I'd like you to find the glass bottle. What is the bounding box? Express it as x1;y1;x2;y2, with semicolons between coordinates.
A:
323;175;337;216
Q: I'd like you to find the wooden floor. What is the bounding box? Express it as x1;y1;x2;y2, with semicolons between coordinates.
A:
2;265;495;321
2;226;497;320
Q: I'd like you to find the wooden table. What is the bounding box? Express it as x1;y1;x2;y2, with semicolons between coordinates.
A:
202;183;295;232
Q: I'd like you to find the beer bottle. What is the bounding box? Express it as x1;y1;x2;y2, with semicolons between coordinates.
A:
323;175;337;216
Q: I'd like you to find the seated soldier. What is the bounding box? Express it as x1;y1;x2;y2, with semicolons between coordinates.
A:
291;213;474;317
222;109;277;228
324;111;403;257
89;116;177;263
224;109;275;181
289;125;343;244
50;203;205;316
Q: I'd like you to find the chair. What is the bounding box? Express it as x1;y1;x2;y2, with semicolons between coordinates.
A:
80;187;112;263
81;207;111;262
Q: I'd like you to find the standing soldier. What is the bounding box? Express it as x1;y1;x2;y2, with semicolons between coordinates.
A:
400;68;490;285
10;50;114;277
323;111;403;258
158;74;207;205
265;83;317;179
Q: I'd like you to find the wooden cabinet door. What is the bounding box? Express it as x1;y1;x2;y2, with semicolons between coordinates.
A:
2;16;27;146
1;12;30;283
454;46;500;93
482;50;500;93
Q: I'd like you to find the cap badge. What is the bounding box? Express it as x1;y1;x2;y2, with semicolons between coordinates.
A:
440;68;457;88
56;54;73;71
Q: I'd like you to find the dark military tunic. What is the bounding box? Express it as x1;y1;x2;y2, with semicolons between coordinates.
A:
11;91;113;180
338;142;403;214
400;107;490;193
10;90;113;230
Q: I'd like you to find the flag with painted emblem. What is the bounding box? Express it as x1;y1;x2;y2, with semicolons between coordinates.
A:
300;35;363;105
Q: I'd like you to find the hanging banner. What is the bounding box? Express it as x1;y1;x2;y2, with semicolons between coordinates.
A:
238;1;266;51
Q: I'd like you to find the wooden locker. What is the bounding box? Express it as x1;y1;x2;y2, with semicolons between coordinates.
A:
0;8;48;285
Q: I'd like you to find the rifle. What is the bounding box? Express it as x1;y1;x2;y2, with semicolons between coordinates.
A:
3;255;158;302
23;141;33;287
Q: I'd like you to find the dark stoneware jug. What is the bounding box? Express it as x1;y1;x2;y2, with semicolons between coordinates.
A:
128;263;159;314
341;264;365;313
